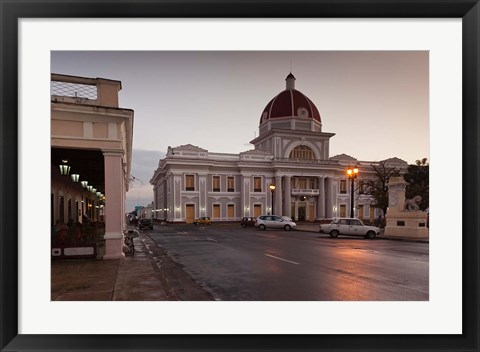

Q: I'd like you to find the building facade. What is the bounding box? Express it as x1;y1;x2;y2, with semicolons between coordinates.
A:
150;73;407;223
51;74;134;259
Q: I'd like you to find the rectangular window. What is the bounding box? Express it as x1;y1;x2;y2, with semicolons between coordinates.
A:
299;178;306;189
185;175;195;191
253;177;262;192
227;176;235;192
339;204;347;217
358;180;365;194
366;181;374;195
309;178;316;189
358;205;364;219
213;176;220;192
340;180;347;194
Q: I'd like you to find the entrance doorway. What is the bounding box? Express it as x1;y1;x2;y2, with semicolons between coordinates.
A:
186;204;195;223
227;204;234;219
253;204;262;218
309;203;315;222
213;204;220;220
298;202;306;221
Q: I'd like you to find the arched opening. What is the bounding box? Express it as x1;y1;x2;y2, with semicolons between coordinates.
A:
289;145;316;160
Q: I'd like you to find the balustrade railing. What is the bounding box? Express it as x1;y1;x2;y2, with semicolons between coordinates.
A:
291;189;320;196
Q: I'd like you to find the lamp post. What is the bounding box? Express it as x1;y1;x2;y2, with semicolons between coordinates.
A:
269;184;276;215
347;165;359;218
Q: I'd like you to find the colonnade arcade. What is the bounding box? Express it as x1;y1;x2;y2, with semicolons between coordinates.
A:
51;147;127;259
270;174;334;221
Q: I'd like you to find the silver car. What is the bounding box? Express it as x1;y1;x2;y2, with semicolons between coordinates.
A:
255;215;297;231
319;218;380;239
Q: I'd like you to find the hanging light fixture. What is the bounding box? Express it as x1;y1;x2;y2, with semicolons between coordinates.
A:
87;185;93;192
59;160;70;175
71;174;80;182
92;188;97;194
96;192;101;197
81;181;88;188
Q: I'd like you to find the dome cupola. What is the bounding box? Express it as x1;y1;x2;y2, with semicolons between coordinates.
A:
260;73;321;125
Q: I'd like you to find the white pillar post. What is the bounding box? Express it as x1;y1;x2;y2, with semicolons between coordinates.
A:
284;176;291;218
325;177;333;219
317;176;325;219
275;176;283;215
240;175;245;216
103;151;125;259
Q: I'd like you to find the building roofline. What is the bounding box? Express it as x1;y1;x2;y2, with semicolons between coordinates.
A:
51;73;122;88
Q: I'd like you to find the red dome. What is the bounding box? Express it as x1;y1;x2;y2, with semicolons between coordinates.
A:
260;74;321;124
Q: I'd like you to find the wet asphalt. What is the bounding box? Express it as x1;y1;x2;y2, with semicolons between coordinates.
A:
145;224;429;301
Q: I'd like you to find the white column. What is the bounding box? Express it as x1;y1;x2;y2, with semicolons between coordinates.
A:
284;176;291;218
173;174;182;221
244;176;251;216
121;164;126;228
317;176;325;219
325;177;333;219
275;176;283;215
153;187;157;219
240;175;245;216
103;151;125;259
199;174;207;217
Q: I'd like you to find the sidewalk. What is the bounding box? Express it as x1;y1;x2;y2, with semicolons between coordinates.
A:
51;233;170;301
51;230;213;301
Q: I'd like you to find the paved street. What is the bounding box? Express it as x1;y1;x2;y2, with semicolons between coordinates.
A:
145;223;429;301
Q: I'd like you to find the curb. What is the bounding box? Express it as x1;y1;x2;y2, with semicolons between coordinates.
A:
296;228;429;243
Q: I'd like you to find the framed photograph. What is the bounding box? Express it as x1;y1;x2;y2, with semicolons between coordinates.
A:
1;1;478;351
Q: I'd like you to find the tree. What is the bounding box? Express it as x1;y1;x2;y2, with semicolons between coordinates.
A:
368;161;400;216
404;158;429;211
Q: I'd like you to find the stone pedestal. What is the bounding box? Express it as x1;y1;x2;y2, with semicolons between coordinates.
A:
384;177;429;239
384;210;429;238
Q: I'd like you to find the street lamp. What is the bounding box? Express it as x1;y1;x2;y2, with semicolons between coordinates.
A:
269;184;276;215
347;165;359;218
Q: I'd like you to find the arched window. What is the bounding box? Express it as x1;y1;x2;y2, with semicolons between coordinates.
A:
289;145;316;160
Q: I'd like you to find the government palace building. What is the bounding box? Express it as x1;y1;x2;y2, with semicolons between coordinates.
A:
150;73;408;224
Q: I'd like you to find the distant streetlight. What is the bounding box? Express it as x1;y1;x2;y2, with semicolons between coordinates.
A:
269;184;276;215
347;165;359;218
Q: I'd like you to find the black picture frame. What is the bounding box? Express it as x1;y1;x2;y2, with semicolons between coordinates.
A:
1;1;478;351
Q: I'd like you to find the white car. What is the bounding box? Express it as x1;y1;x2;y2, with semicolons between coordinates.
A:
319;218;380;239
255;215;297;231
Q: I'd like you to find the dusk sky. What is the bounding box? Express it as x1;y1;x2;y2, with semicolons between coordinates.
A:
51;51;429;211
